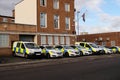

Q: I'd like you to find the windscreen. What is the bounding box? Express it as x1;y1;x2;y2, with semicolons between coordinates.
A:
89;43;98;48
25;43;39;49
46;46;54;50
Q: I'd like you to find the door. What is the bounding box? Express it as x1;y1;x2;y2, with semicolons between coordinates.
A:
19;35;34;42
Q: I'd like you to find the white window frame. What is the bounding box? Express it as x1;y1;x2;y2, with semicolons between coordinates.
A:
102;41;106;46
0;34;9;47
54;15;60;29
66;36;70;45
3;18;8;22
48;36;53;45
65;3;70;12
41;35;46;45
60;36;64;45
65;17;70;30
54;36;59;45
40;0;47;7
111;41;116;46
53;0;59;9
40;12;47;28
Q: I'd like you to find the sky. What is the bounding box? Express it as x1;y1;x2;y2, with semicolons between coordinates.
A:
0;0;120;34
75;0;120;34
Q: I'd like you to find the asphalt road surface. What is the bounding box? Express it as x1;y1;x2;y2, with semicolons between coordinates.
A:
0;54;120;80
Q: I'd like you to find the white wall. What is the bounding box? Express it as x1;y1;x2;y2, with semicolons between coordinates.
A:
15;0;37;25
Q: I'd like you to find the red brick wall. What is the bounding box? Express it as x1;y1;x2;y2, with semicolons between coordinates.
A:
0;22;36;32
0;47;12;56
77;32;120;46
37;0;75;34
0;16;14;23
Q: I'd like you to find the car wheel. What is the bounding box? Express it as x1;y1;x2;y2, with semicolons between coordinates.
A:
80;51;83;56
12;52;16;57
65;52;69;57
46;53;51;59
24;53;29;59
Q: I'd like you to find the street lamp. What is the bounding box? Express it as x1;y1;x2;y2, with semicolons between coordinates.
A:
77;11;80;35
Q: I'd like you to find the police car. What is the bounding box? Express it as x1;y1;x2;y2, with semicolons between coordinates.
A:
98;46;113;54
110;46;120;54
75;42;104;55
40;46;63;58
71;45;92;56
55;45;80;57
12;41;42;58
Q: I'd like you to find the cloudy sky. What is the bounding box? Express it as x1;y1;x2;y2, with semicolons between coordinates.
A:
75;0;120;34
0;0;120;34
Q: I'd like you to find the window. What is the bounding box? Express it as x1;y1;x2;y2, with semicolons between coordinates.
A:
16;43;20;47
40;0;46;6
60;36;64;45
102;42;106;46
48;36;53;45
53;0;59;9
0;34;9;47
11;19;15;23
80;43;84;47
65;17;70;30
54;36;59;45
21;43;25;49
54;15;59;29
41;35;46;45
65;3;70;12
40;12;47;28
3;18;8;22
66;36;70;45
86;44;91;48
111;41;115;46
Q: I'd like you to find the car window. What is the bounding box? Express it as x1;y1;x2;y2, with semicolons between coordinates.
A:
21;43;25;49
80;43;84;47
86;44;91;48
71;46;76;48
64;46;73;49
39;46;45;49
25;43;39;49
55;46;63;49
46;46;54;49
16;43;20;47
89;43;98;48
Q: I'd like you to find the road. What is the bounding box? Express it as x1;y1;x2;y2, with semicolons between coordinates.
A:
0;54;120;80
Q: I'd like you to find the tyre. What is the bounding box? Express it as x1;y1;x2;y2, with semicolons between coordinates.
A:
12;52;16;57
24;53;29;59
46;53;51;59
80;51;83;56
64;52;69;57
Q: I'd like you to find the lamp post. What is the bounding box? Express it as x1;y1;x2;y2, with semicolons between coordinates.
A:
77;11;80;35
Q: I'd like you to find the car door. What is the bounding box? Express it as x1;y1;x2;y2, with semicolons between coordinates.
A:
20;43;26;55
16;42;21;54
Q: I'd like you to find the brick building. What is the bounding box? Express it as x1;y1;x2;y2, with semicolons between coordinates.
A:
0;0;75;56
15;0;75;45
77;32;120;46
0;15;14;23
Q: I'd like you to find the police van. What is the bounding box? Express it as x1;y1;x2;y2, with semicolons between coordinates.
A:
12;41;42;58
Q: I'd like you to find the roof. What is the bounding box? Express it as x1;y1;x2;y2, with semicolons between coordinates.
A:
0;15;14;18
